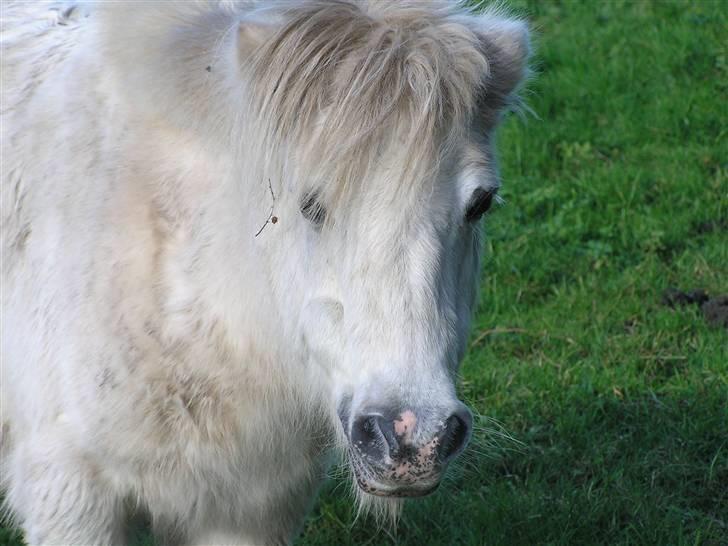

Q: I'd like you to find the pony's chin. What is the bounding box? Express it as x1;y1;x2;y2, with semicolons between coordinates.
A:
356;477;441;498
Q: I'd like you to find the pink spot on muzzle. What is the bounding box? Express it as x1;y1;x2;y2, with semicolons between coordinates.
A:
393;410;417;442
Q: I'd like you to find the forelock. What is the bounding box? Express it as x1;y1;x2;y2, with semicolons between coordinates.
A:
245;0;490;219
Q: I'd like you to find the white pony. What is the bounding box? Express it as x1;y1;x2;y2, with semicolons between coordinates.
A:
0;1;529;544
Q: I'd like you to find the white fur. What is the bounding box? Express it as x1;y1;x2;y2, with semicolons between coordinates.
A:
0;1;529;544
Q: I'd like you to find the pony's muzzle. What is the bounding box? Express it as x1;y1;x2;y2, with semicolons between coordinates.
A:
348;405;472;497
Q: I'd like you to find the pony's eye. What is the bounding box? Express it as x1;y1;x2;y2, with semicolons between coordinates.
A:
465;188;496;222
300;192;326;226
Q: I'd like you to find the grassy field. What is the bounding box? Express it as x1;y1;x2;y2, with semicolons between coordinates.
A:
1;1;725;545
298;1;727;545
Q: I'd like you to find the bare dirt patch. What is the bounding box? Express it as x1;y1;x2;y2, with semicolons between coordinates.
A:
661;288;728;329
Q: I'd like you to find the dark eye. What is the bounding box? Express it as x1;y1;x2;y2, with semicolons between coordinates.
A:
300;192;326;226
465;188;496;222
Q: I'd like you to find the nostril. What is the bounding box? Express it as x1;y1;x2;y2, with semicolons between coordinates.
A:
437;410;472;463
351;415;392;462
376;416;399;456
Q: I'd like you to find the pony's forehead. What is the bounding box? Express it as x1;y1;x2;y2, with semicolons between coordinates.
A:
246;0;495;211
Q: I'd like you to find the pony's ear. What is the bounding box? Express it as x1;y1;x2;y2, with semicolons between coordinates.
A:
476;13;531;108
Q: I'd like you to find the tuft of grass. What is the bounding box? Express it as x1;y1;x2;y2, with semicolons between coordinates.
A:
299;1;726;545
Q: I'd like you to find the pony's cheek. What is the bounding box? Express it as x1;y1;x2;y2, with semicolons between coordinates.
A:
300;297;344;369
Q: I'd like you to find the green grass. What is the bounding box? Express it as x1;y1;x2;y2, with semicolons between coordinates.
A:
2;1;725;545
298;1;727;545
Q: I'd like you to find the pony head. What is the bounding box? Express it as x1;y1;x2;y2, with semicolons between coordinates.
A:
236;0;530;502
